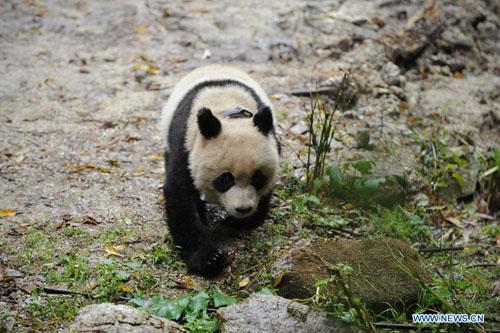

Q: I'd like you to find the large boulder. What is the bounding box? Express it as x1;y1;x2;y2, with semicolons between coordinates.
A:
271;238;429;312
217;295;360;333
70;303;185;333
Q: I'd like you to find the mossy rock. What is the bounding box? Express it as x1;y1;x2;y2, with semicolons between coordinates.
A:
271;237;429;313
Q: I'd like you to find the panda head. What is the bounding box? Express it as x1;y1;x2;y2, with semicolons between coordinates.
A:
189;106;279;219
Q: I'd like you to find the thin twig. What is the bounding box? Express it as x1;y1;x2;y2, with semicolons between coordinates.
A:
419;246;464;253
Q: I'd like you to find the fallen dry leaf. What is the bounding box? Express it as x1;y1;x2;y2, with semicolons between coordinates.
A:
131;63;160;75
133;167;145;177
343;203;354;211
104;245;126;257
138;52;156;64
65;163;116;174
147;155;162;161
180;275;194;290
107;159;120;167
399;101;410;110
489;281;500;297
445;217;464;229
118;284;132;293
238;277;250;288
272;274;283;287
0;209;16;217
135;25;148;33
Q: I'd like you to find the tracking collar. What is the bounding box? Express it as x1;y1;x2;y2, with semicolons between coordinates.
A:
221;106;253;119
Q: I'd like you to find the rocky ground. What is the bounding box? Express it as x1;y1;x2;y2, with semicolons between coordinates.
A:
1;0;499;331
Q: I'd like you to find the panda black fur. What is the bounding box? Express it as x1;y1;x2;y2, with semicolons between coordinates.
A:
161;65;280;276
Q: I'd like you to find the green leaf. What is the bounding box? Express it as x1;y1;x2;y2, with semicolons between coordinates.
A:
307;194;320;205
364;177;384;191
183;314;219;333
452;172;464;187
112;270;131;281
328;165;344;192
158;300;184;320
212;290;237;308
186;291;210;322
350;160;375;174
251;287;275;296
129;296;146;307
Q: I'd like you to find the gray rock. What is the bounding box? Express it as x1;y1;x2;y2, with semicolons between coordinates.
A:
217;295;359;333
440;29;474;50
6;269;24;278
69;303;185;333
380;62;401;86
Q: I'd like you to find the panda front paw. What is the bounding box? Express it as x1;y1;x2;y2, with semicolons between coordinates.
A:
184;246;227;277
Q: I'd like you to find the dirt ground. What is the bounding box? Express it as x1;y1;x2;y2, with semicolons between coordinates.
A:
1;0;498;331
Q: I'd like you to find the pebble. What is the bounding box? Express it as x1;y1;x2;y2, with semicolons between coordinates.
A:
6;269;24;278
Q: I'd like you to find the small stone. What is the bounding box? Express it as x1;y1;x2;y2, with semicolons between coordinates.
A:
290;122;308;135
413;193;430;207
439;29;474;50
6;269;24;278
134;70;147;83
381;62;401;86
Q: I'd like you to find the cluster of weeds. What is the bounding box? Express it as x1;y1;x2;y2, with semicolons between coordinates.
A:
366;206;432;243
26;291;88;328
99;225;134;244
304;74;351;191
418;126;500;206
308;263;376;332
477;148;500;210
19;227;55;267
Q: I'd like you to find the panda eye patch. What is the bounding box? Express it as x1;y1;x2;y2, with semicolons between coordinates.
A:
252;170;267;190
213;172;235;193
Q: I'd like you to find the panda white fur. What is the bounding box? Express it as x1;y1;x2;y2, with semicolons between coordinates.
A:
161;65;280;276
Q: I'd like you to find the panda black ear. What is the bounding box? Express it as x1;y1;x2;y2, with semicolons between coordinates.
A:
253;106;273;136
198;108;221;139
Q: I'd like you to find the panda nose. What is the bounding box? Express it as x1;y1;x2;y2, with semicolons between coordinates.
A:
236;207;252;215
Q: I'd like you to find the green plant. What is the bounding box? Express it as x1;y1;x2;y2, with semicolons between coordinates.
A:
131;289;238;332
59;254;90;287
20;227;55;266
27;290;86;327
368;206;431;242
310;263;376;332
304;74;351;191
94;258;131;300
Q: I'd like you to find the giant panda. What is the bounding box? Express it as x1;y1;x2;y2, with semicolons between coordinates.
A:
161;65;280;276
